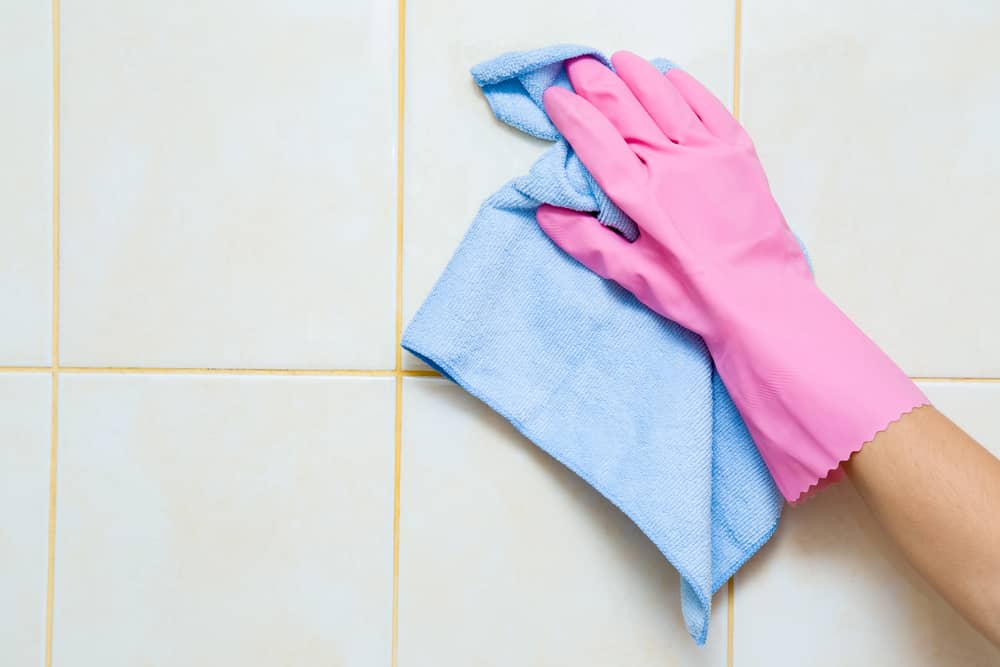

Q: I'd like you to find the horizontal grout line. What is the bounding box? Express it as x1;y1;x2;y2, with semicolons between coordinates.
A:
0;366;444;378
58;366;398;377
911;376;1000;383
2;367;999;382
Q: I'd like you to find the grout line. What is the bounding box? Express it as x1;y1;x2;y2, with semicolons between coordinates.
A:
0;365;445;378
0;365;443;376
392;375;403;667
57;366;399;377
911;376;1000;383
45;1;60;664
45;376;59;667
9;367;1000;383
727;577;735;666
51;29;60;369
10;368;1000;383
391;0;407;664
46;373;58;667
393;2;406;375
728;1;741;663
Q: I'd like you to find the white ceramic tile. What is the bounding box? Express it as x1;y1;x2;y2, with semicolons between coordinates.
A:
0;373;51;666
0;4;51;364
59;2;397;369
401;0;734;368
742;1;1000;376
54;374;394;666
398;378;728;665
734;382;1000;666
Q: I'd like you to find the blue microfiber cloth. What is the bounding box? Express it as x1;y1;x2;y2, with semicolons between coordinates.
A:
402;45;784;644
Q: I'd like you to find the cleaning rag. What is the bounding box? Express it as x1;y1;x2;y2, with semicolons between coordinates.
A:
402;45;784;644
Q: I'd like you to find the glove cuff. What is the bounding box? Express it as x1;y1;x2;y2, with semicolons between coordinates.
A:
707;283;930;502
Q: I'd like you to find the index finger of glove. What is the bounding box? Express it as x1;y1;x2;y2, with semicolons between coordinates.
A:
543;86;647;208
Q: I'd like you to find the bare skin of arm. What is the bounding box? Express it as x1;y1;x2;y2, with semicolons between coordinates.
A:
844;405;1000;646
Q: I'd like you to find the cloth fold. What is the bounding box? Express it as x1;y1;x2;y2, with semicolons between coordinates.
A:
402;45;783;644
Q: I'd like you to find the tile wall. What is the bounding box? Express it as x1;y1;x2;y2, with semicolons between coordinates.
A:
2;1;997;665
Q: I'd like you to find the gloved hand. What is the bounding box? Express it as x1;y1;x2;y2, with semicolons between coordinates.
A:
537;52;928;502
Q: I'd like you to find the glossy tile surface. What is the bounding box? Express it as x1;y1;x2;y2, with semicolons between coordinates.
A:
53;374;394;666
2;2;999;664
734;382;1000;666
0;374;51;667
0;4;52;364
59;1;397;369
400;0;734;367
398;378;728;665
742;0;1000;376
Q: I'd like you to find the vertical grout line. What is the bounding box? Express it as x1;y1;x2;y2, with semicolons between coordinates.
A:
46;376;58;667
391;375;402;667
45;0;61;665
394;1;406;375
728;2;741;666
391;0;406;665
50;7;60;373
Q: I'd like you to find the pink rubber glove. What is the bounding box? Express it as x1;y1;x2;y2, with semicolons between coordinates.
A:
537;53;928;502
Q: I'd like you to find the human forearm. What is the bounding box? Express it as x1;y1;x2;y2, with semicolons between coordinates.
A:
845;405;1000;646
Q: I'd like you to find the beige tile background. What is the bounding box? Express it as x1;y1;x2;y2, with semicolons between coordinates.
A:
58;1;398;370
0;3;52;365
0;374;50;667
53;374;394;665
1;0;998;665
